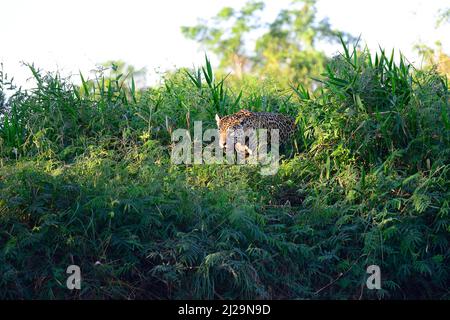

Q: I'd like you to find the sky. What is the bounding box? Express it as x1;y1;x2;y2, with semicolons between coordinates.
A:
1;0;448;88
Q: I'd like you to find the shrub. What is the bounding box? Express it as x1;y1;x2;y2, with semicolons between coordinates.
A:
0;42;449;299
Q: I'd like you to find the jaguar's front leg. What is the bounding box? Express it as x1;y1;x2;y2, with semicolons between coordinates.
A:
235;142;253;160
235;142;248;154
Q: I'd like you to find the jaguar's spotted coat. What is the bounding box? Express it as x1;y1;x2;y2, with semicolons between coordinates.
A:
215;109;296;154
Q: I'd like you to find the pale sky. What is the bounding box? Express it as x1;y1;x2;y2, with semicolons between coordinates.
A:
1;0;448;88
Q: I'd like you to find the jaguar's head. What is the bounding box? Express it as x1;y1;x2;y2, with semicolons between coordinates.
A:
215;114;247;153
215;114;230;149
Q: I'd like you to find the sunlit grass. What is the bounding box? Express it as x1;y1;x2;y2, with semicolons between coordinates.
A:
0;41;449;299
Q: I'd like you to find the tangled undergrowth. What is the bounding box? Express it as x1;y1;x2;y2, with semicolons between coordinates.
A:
0;42;449;299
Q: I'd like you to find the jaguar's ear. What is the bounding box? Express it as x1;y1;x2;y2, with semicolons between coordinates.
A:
215;114;221;127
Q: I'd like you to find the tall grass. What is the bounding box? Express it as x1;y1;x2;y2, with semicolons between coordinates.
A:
0;41;449;299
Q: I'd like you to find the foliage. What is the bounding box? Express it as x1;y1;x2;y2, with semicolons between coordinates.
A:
181;0;354;87
436;7;450;28
414;42;450;80
0;40;449;299
414;6;450;79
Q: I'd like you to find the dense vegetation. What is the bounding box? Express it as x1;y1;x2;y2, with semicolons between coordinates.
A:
0;40;449;299
181;0;355;86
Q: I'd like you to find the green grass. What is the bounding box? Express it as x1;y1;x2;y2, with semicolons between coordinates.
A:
0;42;449;299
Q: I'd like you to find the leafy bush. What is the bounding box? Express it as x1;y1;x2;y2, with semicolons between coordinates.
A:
0;42;449;299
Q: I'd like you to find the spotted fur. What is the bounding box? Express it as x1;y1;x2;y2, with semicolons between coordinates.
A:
215;109;296;154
